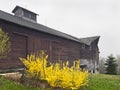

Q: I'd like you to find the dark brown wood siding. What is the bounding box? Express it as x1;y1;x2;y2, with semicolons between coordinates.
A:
0;32;27;68
0;20;81;68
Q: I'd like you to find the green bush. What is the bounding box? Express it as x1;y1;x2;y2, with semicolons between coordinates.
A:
0;28;11;59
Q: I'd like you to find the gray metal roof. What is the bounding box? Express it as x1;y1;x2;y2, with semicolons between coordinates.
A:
0;10;99;45
0;10;82;43
79;36;100;46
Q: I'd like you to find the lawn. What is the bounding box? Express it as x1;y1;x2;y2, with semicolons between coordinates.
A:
0;76;50;90
0;74;120;90
89;74;120;90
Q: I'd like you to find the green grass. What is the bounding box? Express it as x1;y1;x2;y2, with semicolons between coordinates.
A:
0;74;120;90
0;76;50;90
90;74;120;90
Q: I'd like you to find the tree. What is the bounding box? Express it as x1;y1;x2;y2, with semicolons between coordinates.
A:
0;28;11;59
105;54;117;75
99;57;106;74
116;55;120;75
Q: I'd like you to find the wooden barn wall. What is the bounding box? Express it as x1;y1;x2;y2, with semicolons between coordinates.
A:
28;30;81;64
91;40;99;65
79;40;99;66
80;45;92;59
0;20;81;68
0;21;29;68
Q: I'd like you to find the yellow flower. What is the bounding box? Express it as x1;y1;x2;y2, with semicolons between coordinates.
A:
20;51;89;89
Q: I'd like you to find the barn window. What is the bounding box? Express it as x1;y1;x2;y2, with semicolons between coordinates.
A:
89;46;92;51
24;10;30;18
82;44;85;49
31;14;36;20
23;10;36;21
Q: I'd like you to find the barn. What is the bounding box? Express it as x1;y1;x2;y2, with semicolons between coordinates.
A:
0;6;100;73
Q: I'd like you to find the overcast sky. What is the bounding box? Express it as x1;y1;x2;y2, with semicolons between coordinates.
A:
0;0;120;58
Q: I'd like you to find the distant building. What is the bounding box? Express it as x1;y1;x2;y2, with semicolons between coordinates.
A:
0;6;100;73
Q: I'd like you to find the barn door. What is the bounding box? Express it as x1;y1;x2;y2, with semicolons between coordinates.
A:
0;33;28;69
11;33;28;62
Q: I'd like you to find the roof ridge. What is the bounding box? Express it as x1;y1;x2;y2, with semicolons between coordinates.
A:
80;36;100;39
0;10;82;43
79;36;100;45
0;10;100;45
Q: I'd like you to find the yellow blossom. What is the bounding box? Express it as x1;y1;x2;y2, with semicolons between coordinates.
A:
20;51;89;89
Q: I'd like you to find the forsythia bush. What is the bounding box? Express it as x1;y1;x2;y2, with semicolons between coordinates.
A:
20;51;89;90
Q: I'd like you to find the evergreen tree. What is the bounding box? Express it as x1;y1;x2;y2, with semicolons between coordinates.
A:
0;28;11;59
105;54;117;75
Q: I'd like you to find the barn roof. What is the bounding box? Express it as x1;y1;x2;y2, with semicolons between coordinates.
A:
0;10;99;45
0;10;82;43
79;36;100;45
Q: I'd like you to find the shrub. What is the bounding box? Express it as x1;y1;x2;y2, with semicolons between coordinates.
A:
20;51;89;90
0;28;11;59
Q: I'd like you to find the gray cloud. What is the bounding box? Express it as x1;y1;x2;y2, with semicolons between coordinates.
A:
0;0;120;57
